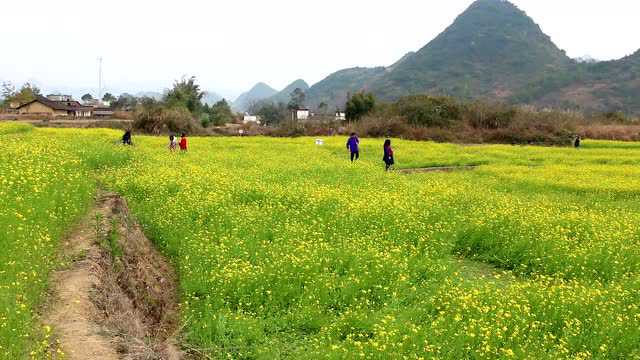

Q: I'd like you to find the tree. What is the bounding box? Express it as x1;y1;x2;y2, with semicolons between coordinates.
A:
208;99;235;126
345;91;376;121
318;102;328;115
0;82;15;109
1;82;15;100
287;88;306;110
164;76;204;115
112;93;138;110
81;93;94;102
2;82;41;107
249;101;288;126
102;92;117;104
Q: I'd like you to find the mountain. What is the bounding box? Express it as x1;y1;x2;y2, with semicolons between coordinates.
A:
373;0;572;100
202;91;223;106
135;91;163;100
306;67;386;110
266;79;310;105
523;50;640;113
305;0;640;114
232;82;278;112
575;55;599;64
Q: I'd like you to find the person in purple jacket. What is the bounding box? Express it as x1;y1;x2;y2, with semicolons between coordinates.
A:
346;133;360;162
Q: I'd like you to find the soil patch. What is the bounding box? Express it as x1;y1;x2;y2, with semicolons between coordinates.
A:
43;192;182;359
398;165;478;174
455;258;517;287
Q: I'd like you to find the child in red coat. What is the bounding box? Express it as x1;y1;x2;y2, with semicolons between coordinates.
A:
179;133;188;152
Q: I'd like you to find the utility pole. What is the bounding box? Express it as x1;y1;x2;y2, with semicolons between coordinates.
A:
97;56;103;101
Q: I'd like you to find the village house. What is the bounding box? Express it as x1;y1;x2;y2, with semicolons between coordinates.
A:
16;95;94;118
294;108;311;121
46;94;73;102
243;113;260;124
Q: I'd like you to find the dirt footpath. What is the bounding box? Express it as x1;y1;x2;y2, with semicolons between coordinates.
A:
43;192;181;360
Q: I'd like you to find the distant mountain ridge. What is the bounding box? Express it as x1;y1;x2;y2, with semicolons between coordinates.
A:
266;79;310;105
232;82;278;112
202;91;223;105
304;0;640;114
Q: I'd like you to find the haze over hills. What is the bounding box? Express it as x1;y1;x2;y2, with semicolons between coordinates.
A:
232;82;278;112
524;50;640;113
302;0;640;114
202;91;224;106
135;91;163;100
304;67;386;111
266;79;310;105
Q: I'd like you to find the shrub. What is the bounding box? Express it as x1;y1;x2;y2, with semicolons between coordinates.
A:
133;102;199;134
353;116;410;138
464;101;517;129
393;95;462;127
345;92;376;121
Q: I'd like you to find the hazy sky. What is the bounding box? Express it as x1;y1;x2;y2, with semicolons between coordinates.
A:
1;0;638;100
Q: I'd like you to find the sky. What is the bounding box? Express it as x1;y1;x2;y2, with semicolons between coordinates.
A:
1;0;638;100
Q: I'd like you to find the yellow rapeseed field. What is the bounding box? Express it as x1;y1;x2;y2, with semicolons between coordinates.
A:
1;123;639;359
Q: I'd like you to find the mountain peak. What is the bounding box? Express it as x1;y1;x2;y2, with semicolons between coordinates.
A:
232;82;278;112
373;0;570;100
250;82;276;92
285;79;310;91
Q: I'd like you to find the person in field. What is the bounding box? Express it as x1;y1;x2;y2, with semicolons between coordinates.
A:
168;134;177;152
346;133;360;162
383;139;394;171
574;135;581;148
122;130;132;146
179;133;188;152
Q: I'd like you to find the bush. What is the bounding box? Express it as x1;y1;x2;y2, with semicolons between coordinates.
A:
345;92;376;121
133;102;199;134
393;95;462;127
464;101;517;129
353;116;410;138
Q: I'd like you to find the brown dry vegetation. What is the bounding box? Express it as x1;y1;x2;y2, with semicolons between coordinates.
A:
44;192;181;360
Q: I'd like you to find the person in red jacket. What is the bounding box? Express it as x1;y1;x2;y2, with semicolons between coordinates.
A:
179;133;188;152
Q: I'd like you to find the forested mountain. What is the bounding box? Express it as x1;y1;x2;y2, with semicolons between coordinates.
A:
233;82;278;112
266;79;310;105
519;50;640;113
304;0;640;114
305;67;386;110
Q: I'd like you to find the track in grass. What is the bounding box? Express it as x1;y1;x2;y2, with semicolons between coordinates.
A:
43;192;181;360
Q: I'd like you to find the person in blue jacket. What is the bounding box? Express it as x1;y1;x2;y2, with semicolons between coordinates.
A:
346;133;360;162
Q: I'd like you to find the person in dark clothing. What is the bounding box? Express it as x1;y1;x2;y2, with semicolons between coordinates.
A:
383;139;394;171
346;133;360;162
122;130;132;145
574;135;581;148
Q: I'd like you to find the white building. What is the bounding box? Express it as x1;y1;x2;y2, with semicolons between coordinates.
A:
46;94;73;102
296;108;310;121
243;114;260;124
335;112;346;121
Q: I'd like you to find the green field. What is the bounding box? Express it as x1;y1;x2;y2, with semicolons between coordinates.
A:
1;123;639;359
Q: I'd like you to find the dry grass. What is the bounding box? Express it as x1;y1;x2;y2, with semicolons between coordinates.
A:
578;124;640;141
90;194;182;360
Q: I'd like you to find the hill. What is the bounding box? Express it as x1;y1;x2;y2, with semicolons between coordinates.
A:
305;0;639;114
518;50;640;113
232;82;278;112
306;67;386;110
202;91;223;106
373;0;571;100
266;79;310;105
135;91;163;100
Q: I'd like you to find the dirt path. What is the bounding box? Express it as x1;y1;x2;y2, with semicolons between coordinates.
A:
398;165;478;174
43;192;181;360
